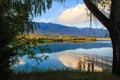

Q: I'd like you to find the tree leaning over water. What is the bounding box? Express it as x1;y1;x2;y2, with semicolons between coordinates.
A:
0;0;65;80
1;0;120;80
84;0;120;75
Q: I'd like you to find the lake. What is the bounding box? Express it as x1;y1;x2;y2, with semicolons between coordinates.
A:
12;40;113;72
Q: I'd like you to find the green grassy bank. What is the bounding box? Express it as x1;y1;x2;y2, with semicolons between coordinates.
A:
10;70;120;80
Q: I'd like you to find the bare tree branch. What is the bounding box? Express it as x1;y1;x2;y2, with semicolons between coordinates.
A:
83;0;110;29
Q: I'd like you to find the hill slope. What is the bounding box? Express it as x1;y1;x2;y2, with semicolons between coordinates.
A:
33;22;108;37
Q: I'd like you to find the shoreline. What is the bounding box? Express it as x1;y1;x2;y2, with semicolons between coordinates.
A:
96;38;111;41
17;36;111;44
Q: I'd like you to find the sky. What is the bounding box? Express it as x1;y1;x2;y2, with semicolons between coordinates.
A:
32;0;105;29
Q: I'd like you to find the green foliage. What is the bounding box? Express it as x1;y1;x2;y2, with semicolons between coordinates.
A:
0;0;65;36
9;36;51;62
0;0;65;79
0;0;65;61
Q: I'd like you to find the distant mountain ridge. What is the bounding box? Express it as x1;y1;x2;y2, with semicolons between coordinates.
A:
32;22;108;37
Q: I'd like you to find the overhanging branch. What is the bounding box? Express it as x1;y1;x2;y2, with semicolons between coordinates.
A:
83;0;110;29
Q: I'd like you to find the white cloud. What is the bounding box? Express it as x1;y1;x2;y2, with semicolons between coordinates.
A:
40;18;49;22
33;18;56;23
39;18;54;23
57;4;90;25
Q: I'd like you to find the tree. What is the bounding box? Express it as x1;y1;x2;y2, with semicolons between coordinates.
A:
0;0;64;80
83;0;120;75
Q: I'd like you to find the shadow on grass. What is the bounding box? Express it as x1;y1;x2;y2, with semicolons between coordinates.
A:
10;70;120;80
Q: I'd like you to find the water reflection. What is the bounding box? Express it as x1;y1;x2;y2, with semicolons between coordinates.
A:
33;40;112;53
12;41;113;72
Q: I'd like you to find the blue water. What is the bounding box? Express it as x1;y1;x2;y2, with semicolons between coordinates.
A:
33;40;112;54
12;40;113;72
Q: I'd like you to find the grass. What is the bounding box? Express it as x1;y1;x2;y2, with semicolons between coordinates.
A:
10;70;120;80
17;35;97;44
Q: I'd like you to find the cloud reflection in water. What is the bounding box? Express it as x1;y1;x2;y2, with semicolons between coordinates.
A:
12;47;112;72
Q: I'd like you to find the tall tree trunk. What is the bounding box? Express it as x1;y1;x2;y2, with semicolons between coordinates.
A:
110;29;120;75
110;0;120;75
0;48;11;80
0;16;15;80
84;0;120;75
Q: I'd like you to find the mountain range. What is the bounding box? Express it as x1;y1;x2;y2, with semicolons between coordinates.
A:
32;22;108;37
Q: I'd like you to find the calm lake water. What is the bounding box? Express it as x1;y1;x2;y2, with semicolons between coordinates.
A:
12;40;113;72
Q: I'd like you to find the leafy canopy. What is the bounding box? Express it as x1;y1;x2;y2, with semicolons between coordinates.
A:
0;0;65;64
0;0;65;35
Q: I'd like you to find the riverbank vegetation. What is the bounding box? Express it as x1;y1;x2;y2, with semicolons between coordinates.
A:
10;70;120;80
17;35;110;44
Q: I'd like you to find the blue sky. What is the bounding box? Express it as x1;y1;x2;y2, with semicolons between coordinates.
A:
32;0;105;29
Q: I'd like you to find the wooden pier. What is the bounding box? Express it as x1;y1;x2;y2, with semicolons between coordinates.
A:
78;53;112;71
